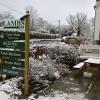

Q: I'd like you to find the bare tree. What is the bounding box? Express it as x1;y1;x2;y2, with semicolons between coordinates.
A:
36;17;48;30
0;12;14;19
66;13;88;36
25;6;48;31
89;17;94;38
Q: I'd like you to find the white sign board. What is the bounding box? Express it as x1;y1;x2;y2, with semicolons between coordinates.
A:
79;44;100;59
0;19;24;29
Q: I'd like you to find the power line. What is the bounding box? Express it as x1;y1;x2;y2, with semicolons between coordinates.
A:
25;0;30;6
25;0;34;6
3;2;28;14
0;1;24;16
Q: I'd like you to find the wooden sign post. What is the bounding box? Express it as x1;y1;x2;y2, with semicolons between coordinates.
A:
24;11;30;96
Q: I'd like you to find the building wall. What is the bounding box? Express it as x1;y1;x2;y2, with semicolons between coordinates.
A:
94;1;100;40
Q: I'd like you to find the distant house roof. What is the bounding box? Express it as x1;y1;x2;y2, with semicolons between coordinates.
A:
84;58;100;64
96;0;100;2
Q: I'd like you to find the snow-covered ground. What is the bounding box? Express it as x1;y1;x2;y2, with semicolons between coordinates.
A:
0;77;89;100
0;91;12;100
0;78;22;100
0;40;81;100
29;91;88;100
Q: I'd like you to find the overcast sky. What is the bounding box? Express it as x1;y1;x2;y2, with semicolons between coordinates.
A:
0;0;96;25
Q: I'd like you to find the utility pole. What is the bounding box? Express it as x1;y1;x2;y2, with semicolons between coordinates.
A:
98;31;100;44
77;26;80;36
58;20;61;38
24;11;30;96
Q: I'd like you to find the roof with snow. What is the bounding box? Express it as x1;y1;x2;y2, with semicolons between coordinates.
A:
84;58;100;64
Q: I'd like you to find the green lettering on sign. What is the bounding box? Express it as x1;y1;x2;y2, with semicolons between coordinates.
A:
0;41;25;50
0;20;25;76
0;50;25;58
0;56;24;67
1;66;24;76
2;60;24;67
0;31;25;41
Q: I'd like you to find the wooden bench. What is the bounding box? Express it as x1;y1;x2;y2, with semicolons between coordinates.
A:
74;58;100;77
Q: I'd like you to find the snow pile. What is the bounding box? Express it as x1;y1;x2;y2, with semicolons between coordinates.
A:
0;78;23;99
0;91;12;100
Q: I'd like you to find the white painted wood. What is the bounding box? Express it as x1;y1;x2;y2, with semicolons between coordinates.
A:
84;58;100;64
73;62;85;69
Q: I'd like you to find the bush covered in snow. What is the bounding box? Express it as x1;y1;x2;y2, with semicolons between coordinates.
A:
46;42;79;68
30;57;59;81
30;42;79;80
